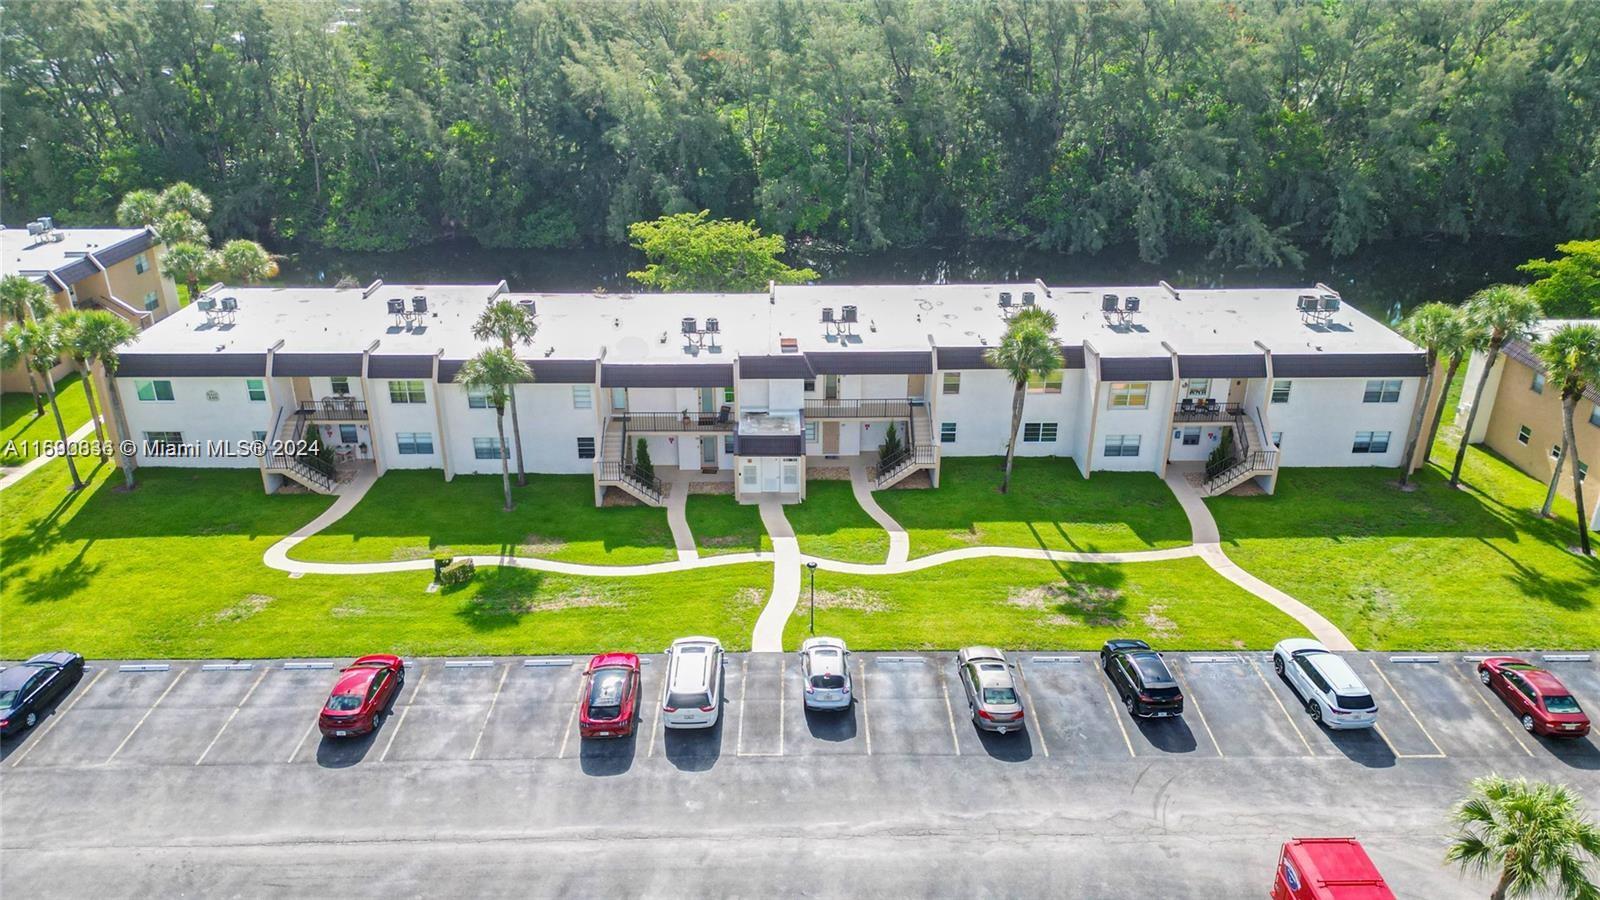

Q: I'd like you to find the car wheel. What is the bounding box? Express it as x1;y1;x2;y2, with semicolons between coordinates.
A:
1479;668;1492;685
1272;655;1285;676
1125;695;1138;717
370;711;384;732
1306;700;1322;724
23;711;37;730
1521;714;1536;733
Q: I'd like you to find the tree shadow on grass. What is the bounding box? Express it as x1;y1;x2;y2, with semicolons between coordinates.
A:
450;568;550;632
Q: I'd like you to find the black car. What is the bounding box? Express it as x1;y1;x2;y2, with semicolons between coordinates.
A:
0;651;85;736
1099;639;1184;718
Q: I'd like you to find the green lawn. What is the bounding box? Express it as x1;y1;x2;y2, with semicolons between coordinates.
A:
874;456;1191;557
0;463;770;658
781;556;1302;651
291;470;677;566
2;373;93;466
1207;444;1600;651
684;493;771;556
786;480;890;563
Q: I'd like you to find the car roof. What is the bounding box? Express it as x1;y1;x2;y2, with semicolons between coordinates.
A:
669;647;716;691
671;636;721;650
589;652;639;671
1521;669;1570;694
0;667;33;691
331;665;379;696
1127;652;1176;686
1305;652;1368;694
973;661;1015;689
961;646;1006;663
803;645;848;677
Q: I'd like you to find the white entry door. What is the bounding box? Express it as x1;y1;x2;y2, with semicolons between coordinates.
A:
761;458;781;493
782;459;800;492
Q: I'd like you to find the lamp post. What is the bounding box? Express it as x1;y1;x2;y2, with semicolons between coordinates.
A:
806;561;818;634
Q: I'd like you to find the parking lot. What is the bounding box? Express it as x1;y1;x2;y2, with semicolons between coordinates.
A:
3;650;1597;897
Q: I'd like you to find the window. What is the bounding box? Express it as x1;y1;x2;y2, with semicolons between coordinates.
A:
1578;462;1589;484
1531;372;1546;394
804;421;819;443
245;378;266;402
1027;371;1063;394
143;291;159;311
1104;434;1141;457
1351;431;1391;454
1108;382;1149;408
940;422;957;444
803;379;816;393
723;435;735;454
329;376;351;396
1362;379;1402;403
943;372;961;395
388;380;426;404
142;431;183;449
252;430;268;442
1022;422;1058;443
134;379;174;402
467;387;491;409
338;425;358;444
1184;378;1211;398
395;432;433;455
474;437;508;460
1517;425;1531;445
1271;431;1283;447
1591;405;1600;428
1551;444;1563;460
723;387;735;404
1271;380;1292;404
1181;426;1201;446
571;385;592;409
576;437;596;459
134;252;149;274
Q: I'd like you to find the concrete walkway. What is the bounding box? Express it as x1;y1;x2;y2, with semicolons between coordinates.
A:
0;421;97;492
663;472;699;561
802;543;1201;575
1163;463;1355;651
750;498;802;653
848;459;910;565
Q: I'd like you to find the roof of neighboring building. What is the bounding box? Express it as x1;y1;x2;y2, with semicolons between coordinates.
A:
1;226;157;288
1500;319;1600;404
114;279;1425;378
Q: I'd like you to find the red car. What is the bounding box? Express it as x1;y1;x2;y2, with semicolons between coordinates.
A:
1271;838;1394;900
1478;657;1591;738
579;653;641;739
318;654;404;738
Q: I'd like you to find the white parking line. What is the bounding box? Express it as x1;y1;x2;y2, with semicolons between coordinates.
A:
1015;666;1049;758
1097;677;1136;758
379;668;428;763
1250;658;1314;756
939;665;962;756
857;656;871;756
105;669;186;764
648;667;667;758
1168;663;1223;758
1464;679;1535;757
195;667;270;765
10;667;106;768
1366;660;1447;758
557;698;580;759
777;656;786;758
736;655;750;757
469;664;511;761
287;718;319;763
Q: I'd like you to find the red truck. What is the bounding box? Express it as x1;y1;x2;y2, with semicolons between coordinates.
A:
1272;838;1396;900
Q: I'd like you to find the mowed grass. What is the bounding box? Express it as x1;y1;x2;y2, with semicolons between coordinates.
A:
875;456;1191;557
1207;444;1600;651
786;480;889;563
1;373;93;465
1;463;770;658
685;493;771;556
291;470;677;566
781;556;1302;651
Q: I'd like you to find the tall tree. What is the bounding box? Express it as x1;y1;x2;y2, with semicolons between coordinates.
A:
627;212;818;292
454;347;532;512
1535;324;1600;554
114;189;163;228
0;274;53;414
985;307;1060;494
218;239;280;283
1397;303;1469;486
55;310;108;454
1446;774;1600;900
160;242;217;302
1451;285;1543;488
15;317;83;490
471;299;538;486
1520;240;1600;318
65;310;139;486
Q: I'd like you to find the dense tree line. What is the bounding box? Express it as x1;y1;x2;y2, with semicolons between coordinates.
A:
4;0;1596;265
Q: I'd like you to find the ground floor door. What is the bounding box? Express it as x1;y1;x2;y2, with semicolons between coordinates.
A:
700;436;717;470
822;421;840;456
906;373;926;400
698;388;716;414
782;458;800;492
1228;378;1247;406
761;458;781;492
611;388;628;412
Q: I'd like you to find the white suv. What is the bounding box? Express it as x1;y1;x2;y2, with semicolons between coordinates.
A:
662;636;724;729
1271;639;1378;730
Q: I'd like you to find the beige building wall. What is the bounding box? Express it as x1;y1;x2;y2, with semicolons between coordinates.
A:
1480;355;1600;512
102;247;181;321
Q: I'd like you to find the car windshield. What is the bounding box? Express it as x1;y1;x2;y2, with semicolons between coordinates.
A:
1335;693;1376;711
326;694;362;711
982;687;1018;705
811;674;846;689
666;692;709;709
1545;695;1583;714
0;690;16;707
1144;686;1182;700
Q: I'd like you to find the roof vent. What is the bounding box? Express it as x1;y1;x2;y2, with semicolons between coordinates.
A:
780;337;799;354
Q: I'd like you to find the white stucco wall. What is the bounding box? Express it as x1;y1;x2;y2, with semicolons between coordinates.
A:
1270;376;1421;467
1090;379;1172;472
436;381;596;476
372;377;443;470
116;375;275;468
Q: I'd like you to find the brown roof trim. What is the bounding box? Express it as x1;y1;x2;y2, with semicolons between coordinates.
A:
740;355;815;379
936;345;1086;371
735;433;805;456
273;352;364;377
89;229;157;268
1099;357;1174;381
1503;340;1600;404
1271;353;1427;378
600;363;734;389
368;355;435;379
116;352;268;377
806;351;932;375
1176;353;1268;379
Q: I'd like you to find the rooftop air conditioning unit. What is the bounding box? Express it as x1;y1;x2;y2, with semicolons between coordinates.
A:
1124;296;1141;313
518;299;536;317
411;295;428;314
998;291;1013;308
681;317;698;335
1319;294;1341;312
821;307;835;323
1102;294;1119;312
387;298;406;315
840;305;858;323
1021;291;1035;306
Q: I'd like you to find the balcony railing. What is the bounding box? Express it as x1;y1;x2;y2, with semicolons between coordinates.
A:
1172;400;1242;422
299;398;369;420
873;445;936;488
265;451;338;493
598;462;664;504
616;409;734;433
804;398;916;419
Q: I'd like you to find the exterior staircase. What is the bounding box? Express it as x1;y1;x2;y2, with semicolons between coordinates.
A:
872;401;938;489
263;405;339;495
1199;407;1277;497
595;416;666;506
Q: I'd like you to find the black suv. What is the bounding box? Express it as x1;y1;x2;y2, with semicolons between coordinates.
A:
1099;639;1184;719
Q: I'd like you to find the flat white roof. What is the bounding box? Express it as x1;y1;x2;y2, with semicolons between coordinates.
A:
1;226;149;276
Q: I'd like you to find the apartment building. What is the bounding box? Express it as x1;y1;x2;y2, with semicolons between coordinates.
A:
1457;319;1600;529
103;278;1431;506
2;220;180;390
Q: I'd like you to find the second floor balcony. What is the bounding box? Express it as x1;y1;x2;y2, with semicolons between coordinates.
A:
803;398;918;419
1172;400;1241;422
614;408;734;433
300;397;369;420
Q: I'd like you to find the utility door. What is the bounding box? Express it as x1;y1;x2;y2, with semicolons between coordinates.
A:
906;374;926;400
292;377;314;406
700;436;718;469
822;421;840;456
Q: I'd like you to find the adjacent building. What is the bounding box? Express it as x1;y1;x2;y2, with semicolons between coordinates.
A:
1457;319;1600;529
101;278;1433;506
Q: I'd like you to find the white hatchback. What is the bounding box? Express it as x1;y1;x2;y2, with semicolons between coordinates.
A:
798;637;852;710
661;636;724;729
1271;638;1378;730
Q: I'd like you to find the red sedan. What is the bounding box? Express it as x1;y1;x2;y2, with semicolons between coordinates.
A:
579;653;641;739
1478;657;1591;738
319;654;404;738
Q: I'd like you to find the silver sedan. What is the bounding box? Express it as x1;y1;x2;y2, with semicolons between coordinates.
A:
798;637;853;710
956;646;1025;734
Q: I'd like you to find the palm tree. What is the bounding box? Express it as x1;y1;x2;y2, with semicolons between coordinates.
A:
157;181;213;222
455;347;532;511
1;274;53;414
115;189;163;227
55;311;108;454
1535;323;1600;553
472;299;539;486
218;239;280;283
1447;774;1600;900
68;311;140;489
17;317;83;490
154;211;209;247
985;307;1061;493
1397;303;1469;487
160;241;217;304
1451;285;1543;488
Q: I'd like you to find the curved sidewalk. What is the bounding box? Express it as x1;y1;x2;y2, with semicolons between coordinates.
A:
802;543;1201;574
0;421;97;492
848;460;909;565
749;499;801;652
